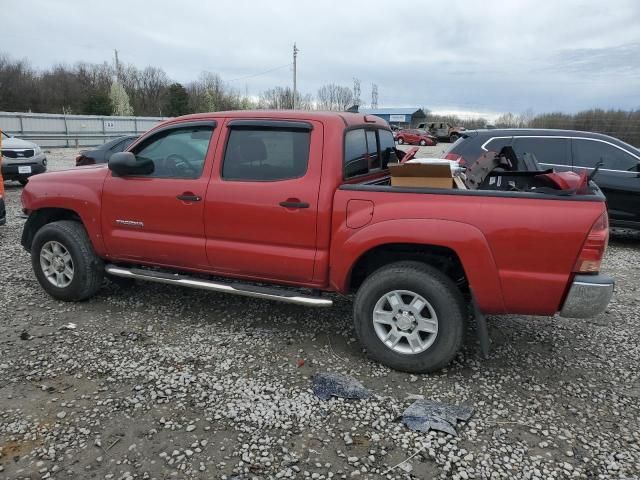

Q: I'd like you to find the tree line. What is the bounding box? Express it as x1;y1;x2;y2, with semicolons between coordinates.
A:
0;53;380;117
1;53;638;146
494;109;640;146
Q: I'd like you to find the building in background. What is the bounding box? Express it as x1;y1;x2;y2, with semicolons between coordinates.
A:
357;107;427;128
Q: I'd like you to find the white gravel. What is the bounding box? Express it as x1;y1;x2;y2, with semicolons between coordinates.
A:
0;148;639;479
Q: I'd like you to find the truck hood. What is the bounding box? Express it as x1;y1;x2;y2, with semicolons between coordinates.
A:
2;136;39;149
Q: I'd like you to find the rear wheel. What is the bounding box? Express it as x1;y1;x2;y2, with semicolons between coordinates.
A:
18;178;28;186
354;261;466;373
31;220;104;301
449;134;460;143
397;137;405;145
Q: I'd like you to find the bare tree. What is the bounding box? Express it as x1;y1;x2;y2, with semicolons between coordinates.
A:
316;83;353;111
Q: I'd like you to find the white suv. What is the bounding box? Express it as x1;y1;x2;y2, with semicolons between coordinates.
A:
1;131;48;185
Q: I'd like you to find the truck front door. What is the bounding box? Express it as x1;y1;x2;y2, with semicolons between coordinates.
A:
204;119;322;284
101;121;217;269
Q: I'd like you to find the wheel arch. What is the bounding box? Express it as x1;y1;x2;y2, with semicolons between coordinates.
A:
22;208;84;252
330;218;506;314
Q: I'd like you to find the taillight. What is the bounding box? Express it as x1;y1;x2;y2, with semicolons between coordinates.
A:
574;211;609;273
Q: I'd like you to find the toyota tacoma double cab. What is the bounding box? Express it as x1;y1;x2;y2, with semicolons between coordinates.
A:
20;111;614;372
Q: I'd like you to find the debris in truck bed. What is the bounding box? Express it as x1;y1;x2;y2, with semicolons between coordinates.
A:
312;372;371;400
402;399;474;436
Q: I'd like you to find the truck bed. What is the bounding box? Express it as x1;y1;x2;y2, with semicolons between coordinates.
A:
333;177;607;316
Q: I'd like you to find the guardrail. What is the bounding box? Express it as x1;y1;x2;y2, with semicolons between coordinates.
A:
0;111;167;147
12;133;136;148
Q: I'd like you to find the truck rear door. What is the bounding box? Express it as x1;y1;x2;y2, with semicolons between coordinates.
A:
203;119;323;284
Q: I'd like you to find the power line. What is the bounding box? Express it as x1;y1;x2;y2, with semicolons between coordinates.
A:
226;63;292;83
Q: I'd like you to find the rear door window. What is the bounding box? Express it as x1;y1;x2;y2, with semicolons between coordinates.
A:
512;137;570;166
222;128;310;181
572;138;639;171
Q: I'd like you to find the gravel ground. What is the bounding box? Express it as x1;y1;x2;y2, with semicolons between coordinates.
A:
1;148;639;480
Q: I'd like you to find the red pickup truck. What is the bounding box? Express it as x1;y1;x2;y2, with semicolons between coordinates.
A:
20;111;614;372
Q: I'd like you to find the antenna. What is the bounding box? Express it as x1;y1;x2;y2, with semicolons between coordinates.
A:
371;83;378;109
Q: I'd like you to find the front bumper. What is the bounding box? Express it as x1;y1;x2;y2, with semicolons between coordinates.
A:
560;274;614;319
1;154;47;180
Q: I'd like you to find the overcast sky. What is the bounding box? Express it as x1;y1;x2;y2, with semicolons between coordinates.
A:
3;0;639;118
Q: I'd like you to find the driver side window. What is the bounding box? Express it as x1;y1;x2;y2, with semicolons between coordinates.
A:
130;125;213;178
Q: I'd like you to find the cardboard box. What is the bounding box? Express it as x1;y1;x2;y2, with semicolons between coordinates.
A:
389;162;453;189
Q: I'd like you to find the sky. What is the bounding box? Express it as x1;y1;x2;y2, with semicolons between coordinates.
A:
2;0;640;119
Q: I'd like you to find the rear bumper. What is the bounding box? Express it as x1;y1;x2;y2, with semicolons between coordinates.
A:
560;274;614;319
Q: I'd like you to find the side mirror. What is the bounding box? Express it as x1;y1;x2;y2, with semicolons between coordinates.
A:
108;152;154;176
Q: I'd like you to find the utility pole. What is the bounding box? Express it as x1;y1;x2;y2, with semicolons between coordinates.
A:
292;43;298;110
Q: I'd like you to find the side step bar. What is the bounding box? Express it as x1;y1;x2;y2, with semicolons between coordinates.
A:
105;264;333;307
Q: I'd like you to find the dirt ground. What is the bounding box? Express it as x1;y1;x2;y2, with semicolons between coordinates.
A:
0;148;639;479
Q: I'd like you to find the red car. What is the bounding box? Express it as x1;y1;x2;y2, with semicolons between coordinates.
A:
395;129;437;146
20;111;612;373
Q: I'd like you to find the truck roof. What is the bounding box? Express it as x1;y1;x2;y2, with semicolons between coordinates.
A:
167;110;389;129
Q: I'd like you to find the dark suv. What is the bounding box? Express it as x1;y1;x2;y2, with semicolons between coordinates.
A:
443;129;640;229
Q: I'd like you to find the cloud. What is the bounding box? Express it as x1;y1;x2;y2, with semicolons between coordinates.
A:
2;0;639;114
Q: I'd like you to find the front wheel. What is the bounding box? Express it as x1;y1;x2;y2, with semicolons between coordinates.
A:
397;137;405;145
31;220;104;301
419;139;427;146
449;134;459;143
353;261;466;373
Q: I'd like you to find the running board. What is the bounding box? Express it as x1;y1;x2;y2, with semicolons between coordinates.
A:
104;264;333;307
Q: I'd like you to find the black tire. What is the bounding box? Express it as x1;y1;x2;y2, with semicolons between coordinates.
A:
419;139;427;146
397;137;405;145
353;261;466;373
18;178;28;186
31;220;104;301
449;134;459;143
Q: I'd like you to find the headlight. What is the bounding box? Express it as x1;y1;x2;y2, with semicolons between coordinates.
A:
33;145;42;155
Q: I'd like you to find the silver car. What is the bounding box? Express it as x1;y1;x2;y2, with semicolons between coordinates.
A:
1;131;47;185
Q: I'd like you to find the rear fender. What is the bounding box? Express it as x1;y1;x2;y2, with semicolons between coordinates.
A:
331;218;505;314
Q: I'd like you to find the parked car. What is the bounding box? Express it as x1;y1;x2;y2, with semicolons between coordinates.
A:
394;129;437;146
75;135;138;166
417;122;465;142
1;130;47;185
20;111;612;373
442;128;640;230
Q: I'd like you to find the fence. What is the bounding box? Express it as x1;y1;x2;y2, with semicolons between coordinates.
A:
0;111;168;148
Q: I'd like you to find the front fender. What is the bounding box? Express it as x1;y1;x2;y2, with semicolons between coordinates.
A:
21;171;107;256
330;218;505;314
